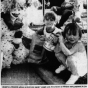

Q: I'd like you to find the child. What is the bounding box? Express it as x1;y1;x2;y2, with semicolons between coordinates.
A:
54;23;87;84
33;11;62;65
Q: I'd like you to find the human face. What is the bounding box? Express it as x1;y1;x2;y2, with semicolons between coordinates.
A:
45;20;56;33
66;30;79;44
45;20;55;28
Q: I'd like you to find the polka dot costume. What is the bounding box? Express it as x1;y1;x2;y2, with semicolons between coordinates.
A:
12;43;29;64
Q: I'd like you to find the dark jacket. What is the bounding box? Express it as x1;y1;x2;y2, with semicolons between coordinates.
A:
39;0;65;7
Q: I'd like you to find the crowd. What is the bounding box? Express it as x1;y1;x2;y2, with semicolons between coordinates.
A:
1;0;87;84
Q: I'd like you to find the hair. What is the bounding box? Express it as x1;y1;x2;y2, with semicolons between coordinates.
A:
44;11;57;22
62;23;82;40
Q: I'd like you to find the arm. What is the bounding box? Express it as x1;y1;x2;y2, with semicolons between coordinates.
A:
60;42;78;56
36;27;44;35
58;35;79;56
36;27;46;41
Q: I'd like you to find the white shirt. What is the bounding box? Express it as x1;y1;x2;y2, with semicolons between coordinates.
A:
43;27;62;51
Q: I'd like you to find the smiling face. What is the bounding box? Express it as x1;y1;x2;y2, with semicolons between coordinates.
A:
44;12;56;28
66;29;79;44
63;23;82;44
45;19;56;33
45;20;55;27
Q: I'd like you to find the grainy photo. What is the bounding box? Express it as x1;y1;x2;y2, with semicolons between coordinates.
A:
1;0;87;85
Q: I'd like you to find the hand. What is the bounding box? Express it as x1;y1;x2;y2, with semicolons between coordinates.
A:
46;2;50;6
51;6;57;11
74;16;81;23
58;35;64;43
52;36;58;44
39;35;45;41
61;2;74;8
56;32;62;37
65;3;72;7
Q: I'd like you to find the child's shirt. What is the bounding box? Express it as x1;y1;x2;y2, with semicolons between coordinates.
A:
37;26;62;51
65;40;86;54
55;40;87;76
43;26;62;51
65;40;87;76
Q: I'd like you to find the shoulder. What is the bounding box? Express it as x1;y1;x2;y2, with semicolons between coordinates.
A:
77;40;83;45
75;40;83;47
77;40;86;52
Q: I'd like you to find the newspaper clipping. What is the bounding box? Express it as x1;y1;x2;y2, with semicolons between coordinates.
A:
0;0;87;88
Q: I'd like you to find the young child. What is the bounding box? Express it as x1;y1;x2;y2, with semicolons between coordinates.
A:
54;23;87;84
33;11;62;65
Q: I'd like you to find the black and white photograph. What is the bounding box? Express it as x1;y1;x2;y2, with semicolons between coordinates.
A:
0;0;87;86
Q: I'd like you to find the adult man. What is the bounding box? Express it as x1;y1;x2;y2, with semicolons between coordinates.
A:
45;0;74;28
